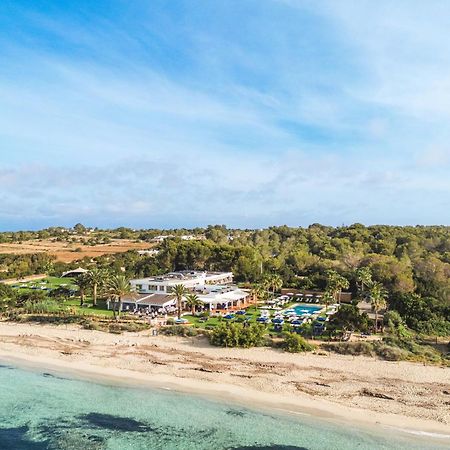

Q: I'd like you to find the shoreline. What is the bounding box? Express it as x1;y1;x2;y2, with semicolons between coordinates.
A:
0;321;449;445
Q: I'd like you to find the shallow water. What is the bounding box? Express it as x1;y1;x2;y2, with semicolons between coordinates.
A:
0;363;446;450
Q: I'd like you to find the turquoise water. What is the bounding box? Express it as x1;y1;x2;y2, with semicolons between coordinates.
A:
293;304;322;315
0;363;446;450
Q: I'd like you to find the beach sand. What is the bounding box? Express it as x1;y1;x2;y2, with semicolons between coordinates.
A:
0;321;449;443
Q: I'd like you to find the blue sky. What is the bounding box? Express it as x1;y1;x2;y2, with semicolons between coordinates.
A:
1;0;450;230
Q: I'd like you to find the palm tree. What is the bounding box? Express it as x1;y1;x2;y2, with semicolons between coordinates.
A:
263;274;283;299
355;267;372;299
270;274;283;298
369;282;388;333
172;284;186;319
322;289;334;311
250;284;264;306
255;283;270;305
185;293;203;315
75;273;91;307
326;270;349;306
87;268;109;307
107;274;133;320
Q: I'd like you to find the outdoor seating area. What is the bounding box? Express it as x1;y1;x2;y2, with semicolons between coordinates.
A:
287;292;322;303
262;295;291;310
254;301;339;334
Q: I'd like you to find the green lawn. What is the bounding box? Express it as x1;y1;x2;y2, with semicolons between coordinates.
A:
12;276;77;292
63;298;115;317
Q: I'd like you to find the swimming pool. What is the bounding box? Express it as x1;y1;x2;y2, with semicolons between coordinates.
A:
293;303;323;315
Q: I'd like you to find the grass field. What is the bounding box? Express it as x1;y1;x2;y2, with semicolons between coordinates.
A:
12;276;76;291
0;238;152;262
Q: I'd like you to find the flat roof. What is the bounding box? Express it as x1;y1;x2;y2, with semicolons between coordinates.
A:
131;271;233;284
122;293;176;307
196;288;249;304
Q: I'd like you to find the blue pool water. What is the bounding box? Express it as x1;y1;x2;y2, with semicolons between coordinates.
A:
0;363;447;450
293;304;322;315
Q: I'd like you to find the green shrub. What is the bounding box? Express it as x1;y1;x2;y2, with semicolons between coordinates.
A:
108;323;122;334
323;341;377;357
374;343;408;361
82;320;104;331
23;299;69;314
209;323;265;348
161;325;198;337
323;338;444;364
282;333;315;353
108;321;150;334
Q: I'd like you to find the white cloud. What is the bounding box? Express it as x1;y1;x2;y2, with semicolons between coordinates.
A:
1;1;450;228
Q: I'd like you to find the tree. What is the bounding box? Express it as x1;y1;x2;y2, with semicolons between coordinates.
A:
75;273;91;307
172;284;186;319
87;268;109;307
322;289;334;310
185;293;203;315
73;223;87;233
0;284;17;315
49;285;73;300
326;270;349;305
369;281;388;333
107;274;133;320
328;304;369;333
355;267;372;299
267;273;283;298
253;283;270;305
250;284;265;305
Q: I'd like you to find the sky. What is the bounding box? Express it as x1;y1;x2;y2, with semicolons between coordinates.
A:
1;0;450;230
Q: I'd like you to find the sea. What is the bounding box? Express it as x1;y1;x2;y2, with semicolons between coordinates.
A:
0;362;447;450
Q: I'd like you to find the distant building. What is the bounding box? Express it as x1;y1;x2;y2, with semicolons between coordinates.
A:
150;235;173;243
137;249;160;257
150;234;204;243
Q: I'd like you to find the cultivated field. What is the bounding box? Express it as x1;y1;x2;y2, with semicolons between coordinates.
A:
0;239;152;262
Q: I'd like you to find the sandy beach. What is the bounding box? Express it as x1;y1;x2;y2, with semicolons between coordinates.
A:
0;321;449;443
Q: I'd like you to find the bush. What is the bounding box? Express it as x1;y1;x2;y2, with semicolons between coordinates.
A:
323;338;444;364
23;299;70;314
209;323;265;348
282;333;315;353
327;304;369;332
108;321;150;334
323;341;376;357
161;325;198;337
82;320;104;331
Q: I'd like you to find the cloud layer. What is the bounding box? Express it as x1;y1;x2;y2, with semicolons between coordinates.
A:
0;0;449;229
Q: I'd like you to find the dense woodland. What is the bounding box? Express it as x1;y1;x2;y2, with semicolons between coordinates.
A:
1;224;449;336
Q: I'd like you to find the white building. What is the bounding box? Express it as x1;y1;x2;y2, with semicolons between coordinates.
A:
130;271;233;294
191;284;250;311
128;271;250;312
150;235;173;243
137;249;160;257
